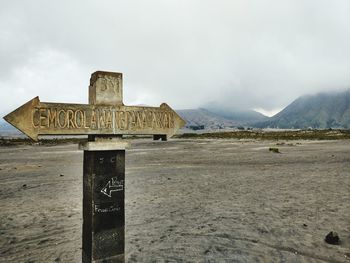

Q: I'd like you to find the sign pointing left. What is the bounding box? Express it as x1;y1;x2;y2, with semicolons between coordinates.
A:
4;96;185;141
4;96;40;140
101;177;124;197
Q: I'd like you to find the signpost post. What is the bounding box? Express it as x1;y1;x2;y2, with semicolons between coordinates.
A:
3;71;186;263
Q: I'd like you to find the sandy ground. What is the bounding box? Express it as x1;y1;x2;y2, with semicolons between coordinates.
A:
0;139;349;263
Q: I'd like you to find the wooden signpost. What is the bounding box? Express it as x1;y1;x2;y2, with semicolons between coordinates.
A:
4;71;186;263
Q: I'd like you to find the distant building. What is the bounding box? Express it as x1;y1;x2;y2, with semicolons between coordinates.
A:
188;125;205;130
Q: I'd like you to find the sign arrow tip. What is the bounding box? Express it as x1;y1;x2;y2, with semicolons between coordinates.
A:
160;103;186;137
3;97;40;141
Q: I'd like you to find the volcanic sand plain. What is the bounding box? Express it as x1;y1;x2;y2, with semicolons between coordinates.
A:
0;138;349;262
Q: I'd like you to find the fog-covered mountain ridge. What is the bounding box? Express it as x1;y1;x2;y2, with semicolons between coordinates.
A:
254;90;350;129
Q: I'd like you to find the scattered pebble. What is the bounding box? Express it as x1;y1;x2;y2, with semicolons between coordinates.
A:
325;231;340;245
60;174;64;177
22;184;27;188
303;223;308;227
269;147;280;153
38;238;49;245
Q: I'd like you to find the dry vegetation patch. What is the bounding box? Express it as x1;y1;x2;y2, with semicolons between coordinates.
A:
177;129;350;140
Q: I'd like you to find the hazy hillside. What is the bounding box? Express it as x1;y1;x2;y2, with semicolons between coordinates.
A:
255;90;350;129
177;108;267;130
205;106;268;123
0;119;12;131
0;119;21;136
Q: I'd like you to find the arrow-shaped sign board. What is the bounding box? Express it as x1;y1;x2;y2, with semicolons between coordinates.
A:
4;97;185;141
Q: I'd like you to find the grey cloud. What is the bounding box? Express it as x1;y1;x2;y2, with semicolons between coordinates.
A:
1;0;350;117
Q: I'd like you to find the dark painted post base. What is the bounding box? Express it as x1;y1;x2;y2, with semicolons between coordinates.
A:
153;134;167;141
82;149;125;263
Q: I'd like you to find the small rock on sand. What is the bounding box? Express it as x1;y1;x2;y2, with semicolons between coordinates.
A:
325;231;340;245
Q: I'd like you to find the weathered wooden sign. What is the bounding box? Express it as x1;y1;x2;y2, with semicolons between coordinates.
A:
3;71;186;263
4;96;185;141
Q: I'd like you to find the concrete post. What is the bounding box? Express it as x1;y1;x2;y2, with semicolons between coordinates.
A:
81;71;126;263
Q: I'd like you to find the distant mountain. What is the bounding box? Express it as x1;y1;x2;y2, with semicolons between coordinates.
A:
0;119;10;130
177;108;268;130
254;90;350;129
0;119;20;136
205;106;268;123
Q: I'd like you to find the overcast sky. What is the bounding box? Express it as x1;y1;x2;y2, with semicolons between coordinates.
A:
1;0;349;117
